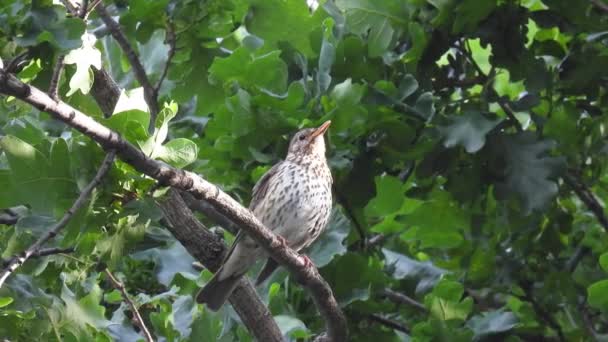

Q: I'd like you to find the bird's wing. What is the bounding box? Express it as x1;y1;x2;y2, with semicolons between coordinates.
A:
220;161;283;264
249;161;283;212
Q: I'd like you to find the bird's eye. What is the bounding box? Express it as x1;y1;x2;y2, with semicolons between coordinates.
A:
299;134;306;141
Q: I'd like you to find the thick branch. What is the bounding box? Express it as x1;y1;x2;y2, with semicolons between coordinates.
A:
0;70;348;342
91;68;120;118
105;269;155;342
0;149;115;288
96;2;159;130
159;189;283;342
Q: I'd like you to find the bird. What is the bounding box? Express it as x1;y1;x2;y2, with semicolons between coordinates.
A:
196;121;333;311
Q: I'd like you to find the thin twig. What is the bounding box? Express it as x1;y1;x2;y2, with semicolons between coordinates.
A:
155;22;176;93
461;41;523;132
87;0;103;15
0;151;115;288
562;173;608;273
381;288;428;312
520;284;566;342
368;313;410;333
2;247;75;268
564;173;608;230
96;2;159;131
105;269;155;342
48;55;65;100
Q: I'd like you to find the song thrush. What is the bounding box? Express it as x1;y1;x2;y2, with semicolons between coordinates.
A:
196;121;333;311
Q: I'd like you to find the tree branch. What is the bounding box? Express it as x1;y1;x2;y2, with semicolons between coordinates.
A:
96;2;159;131
158;189;283;342
179;191;240;235
0;70;348;342
105;269;155;342
2;247;75;268
591;0;608;13
48;55;65;100
367;313;410;333
461;41;523;133
91;68;120;118
381;288;428;313
0;149;115;288
563;173;608;231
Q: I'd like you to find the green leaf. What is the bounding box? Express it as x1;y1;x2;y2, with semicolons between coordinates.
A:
246;0;322;57
209;48;288;94
588;280;608;312
275;315;308;338
15;5;85;51
414;92;435;120
113;88;150;114
466;310;518;340
155;138;199;168
61;283;110;332
438;111;502;153
364;175;405;217
425;280;473;322
64;33;101;96
309;206;352;268
103;290;122;305
317;19;337;94
0;135;61;213
142;105;178;157
0;297;14;308
452;0;496;34
405;190;468;249
490;132;566;213
132;243;197;286
600;253;608;272
382;249;447;293
105;110;150;145
335;0;409;57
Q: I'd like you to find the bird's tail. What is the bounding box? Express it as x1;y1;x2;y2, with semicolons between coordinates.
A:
196;268;243;311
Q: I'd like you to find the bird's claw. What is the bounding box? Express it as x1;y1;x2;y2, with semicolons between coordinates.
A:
299;255;313;268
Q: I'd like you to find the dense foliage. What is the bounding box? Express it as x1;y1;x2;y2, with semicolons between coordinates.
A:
1;0;608;341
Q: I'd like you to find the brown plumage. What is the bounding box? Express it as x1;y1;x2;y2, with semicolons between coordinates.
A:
196;121;333;311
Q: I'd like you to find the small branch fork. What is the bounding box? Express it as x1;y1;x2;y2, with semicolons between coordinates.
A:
96;1;176;132
96;2;159;130
105;269;155;342
0;70;347;342
0;151;116;288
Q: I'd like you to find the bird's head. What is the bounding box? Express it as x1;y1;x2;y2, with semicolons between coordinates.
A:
287;120;331;160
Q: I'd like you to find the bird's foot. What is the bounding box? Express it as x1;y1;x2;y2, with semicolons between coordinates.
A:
272;235;289;249
299;255;314;268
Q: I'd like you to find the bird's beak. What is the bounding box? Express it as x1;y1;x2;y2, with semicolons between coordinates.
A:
308;120;331;143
